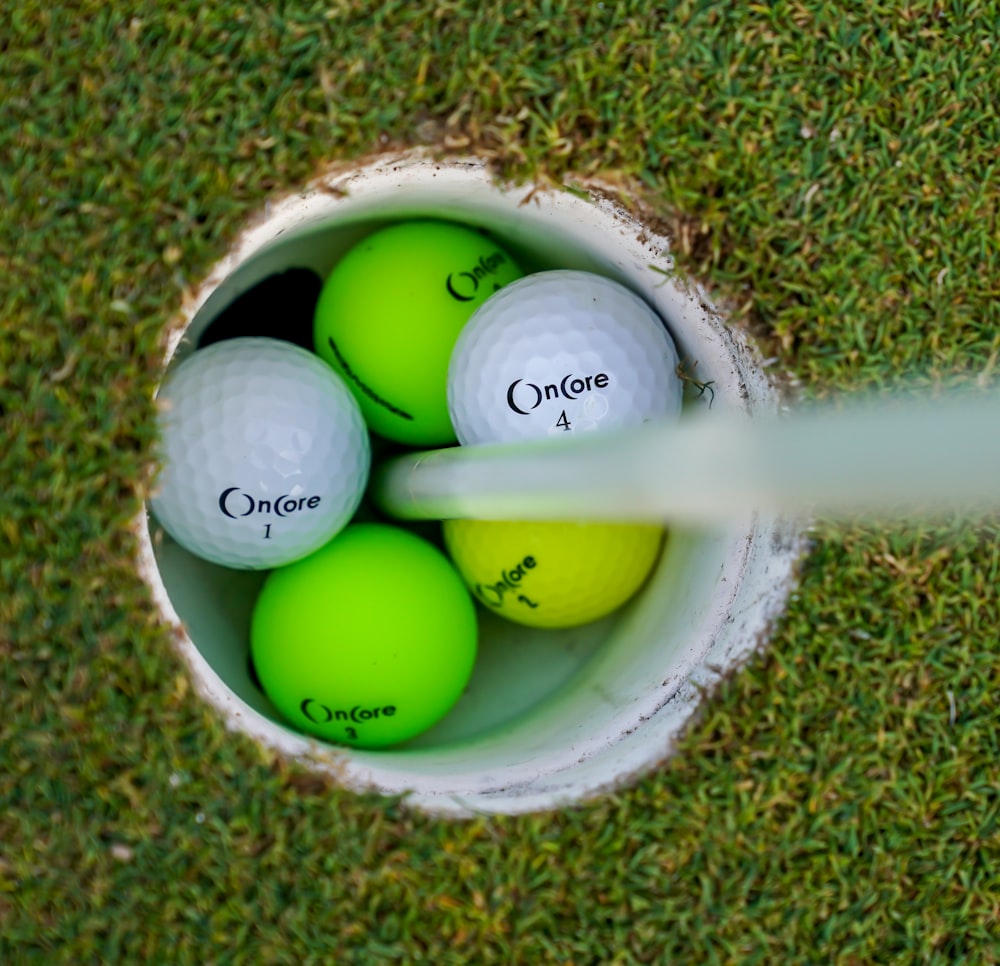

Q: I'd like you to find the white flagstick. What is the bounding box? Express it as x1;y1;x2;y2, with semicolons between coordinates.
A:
372;392;1000;523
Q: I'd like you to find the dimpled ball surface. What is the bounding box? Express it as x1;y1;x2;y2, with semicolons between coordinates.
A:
448;270;682;445
443;518;664;628
313;219;523;446
150;337;370;570
250;523;478;749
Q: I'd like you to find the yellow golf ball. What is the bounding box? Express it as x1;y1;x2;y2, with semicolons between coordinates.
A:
442;519;664;629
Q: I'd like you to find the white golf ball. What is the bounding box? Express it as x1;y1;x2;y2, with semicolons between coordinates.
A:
447;270;682;444
150;337;370;570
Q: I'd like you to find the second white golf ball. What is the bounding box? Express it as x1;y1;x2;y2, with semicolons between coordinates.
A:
447;270;683;444
150;337;370;570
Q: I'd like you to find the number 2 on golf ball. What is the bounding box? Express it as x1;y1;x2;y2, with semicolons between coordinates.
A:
443;518;664;628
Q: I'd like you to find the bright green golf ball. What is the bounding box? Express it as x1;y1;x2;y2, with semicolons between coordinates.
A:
313;220;523;446
443;519;664;629
250;523;478;749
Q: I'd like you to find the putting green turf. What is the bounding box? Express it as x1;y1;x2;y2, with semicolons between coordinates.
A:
3;2;999;961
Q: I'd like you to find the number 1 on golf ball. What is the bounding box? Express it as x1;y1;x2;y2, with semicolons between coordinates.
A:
150;338;370;570
447;270;683;444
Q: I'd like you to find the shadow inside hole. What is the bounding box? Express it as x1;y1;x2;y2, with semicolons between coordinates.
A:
247;650;264;694
197;267;322;351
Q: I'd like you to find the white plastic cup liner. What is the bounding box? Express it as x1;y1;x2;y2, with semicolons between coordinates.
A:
135;151;804;816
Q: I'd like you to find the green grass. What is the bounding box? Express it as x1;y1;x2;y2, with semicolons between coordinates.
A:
3;1;1000;961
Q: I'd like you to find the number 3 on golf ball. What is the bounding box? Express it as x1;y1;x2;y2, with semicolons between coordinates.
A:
443;519;664;629
251;524;478;748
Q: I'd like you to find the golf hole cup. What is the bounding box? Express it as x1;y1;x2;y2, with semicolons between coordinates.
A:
137;151;804;816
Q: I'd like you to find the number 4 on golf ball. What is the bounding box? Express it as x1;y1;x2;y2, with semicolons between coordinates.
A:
447;270;683;444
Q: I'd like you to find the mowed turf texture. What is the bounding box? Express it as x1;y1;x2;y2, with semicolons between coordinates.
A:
2;2;1000;962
